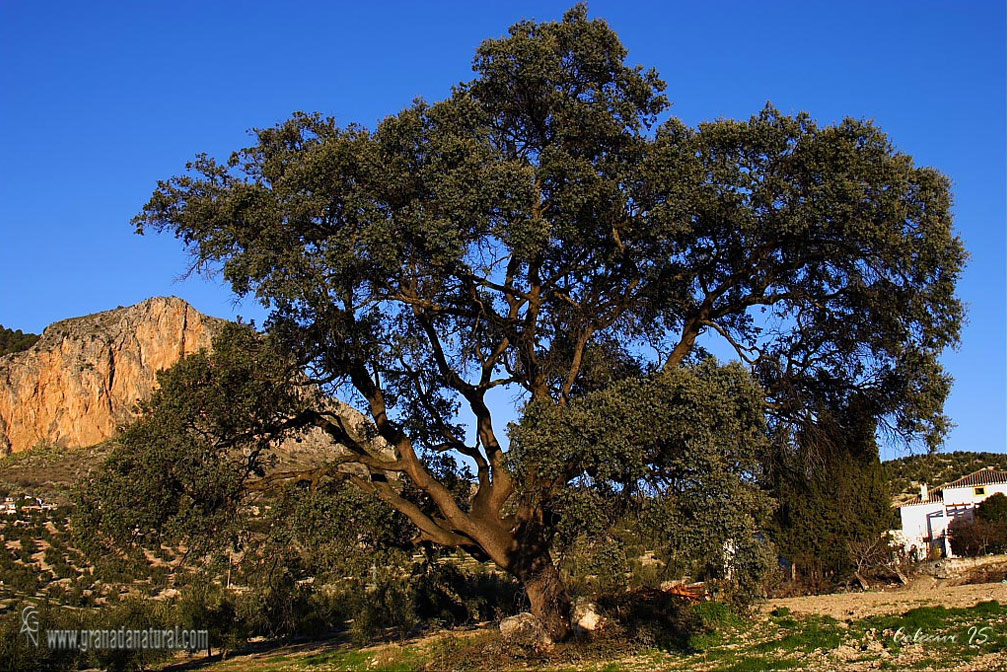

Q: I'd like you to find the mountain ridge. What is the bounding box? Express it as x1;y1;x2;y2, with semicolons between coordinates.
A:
0;297;224;453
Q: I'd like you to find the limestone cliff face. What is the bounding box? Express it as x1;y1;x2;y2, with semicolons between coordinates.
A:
0;297;225;453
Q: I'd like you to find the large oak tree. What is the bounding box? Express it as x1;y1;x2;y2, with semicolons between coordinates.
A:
129;6;965;638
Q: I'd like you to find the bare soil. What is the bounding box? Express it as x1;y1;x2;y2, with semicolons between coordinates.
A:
761;558;1007;621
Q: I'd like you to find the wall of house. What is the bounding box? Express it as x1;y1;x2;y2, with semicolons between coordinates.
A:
899;502;944;542
942;483;1007;506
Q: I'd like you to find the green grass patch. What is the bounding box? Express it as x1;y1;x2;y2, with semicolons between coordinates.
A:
968;600;1003;616
724;655;800;671
690;601;743;628
849;599;1006;656
755;614;843;653
685;601;749;651
302;649;373;668
856;600;1003;633
297;647;425;671
686;631;723;652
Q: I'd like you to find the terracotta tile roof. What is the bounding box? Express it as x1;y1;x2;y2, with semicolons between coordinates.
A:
900;468;1007;507
942;468;1007;489
902;493;944;506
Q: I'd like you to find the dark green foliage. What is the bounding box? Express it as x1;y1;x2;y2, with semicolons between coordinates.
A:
0;325;39;356
769;400;892;587
74;322;306;552
562;534;631;595
0;560;41;595
132;2;965;460
509;360;769;494
121;4;964;634
977;492;1007;524
0;603;85;672
0;600;176;672
176;576;242;651
949;516;1007;557
754;614;844;654
349;571;419;644
135;14;965;453
265;481;416;577
511;359;776;601
232;481;521;642
19;536;37;556
410;561;524;627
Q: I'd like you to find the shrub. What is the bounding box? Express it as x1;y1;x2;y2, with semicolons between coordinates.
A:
0;600;180;672
350;572;418;645
4;563;41;595
949;517;1007;557
234;571;310;638
977;493;1007;525
410;562;523;626
19;537;37;556
88;599;176;672
0;326;39;356
175;577;240;653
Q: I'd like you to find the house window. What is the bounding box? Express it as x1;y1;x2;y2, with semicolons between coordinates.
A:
974;487;985;496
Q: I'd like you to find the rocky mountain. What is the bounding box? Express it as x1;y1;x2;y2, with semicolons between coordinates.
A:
0;297;225;454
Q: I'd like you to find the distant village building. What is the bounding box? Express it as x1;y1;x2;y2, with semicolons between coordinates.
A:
1;495;56;516
894;468;1007;559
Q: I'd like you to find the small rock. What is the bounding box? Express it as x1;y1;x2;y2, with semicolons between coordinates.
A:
573;599;606;633
499;612;553;651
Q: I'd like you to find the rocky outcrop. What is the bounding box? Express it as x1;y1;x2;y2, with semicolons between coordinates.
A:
0;297;225;453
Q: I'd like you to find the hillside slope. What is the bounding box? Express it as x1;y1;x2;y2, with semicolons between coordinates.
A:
885;451;1007;505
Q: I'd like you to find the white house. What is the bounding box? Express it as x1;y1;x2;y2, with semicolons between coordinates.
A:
895;468;1007;559
0;495;56;516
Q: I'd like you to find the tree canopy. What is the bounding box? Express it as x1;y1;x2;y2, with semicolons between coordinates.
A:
126;5;965;638
0;326;39;357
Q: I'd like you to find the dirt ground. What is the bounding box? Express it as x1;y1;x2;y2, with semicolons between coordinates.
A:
760;558;1007;621
161;560;1007;672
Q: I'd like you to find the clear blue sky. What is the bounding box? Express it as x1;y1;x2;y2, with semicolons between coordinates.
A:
1;1;1003;460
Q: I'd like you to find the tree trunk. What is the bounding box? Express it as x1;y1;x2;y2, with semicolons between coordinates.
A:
516;553;572;642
